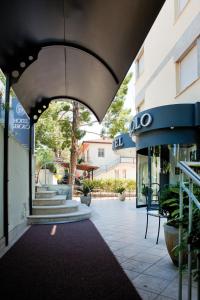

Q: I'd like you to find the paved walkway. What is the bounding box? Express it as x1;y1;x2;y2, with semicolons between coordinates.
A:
91;198;197;300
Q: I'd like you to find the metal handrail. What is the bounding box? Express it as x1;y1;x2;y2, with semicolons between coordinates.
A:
178;161;200;187
177;161;200;300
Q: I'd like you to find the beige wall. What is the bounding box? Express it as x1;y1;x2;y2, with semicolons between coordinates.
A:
8;136;29;232
0;125;4;239
135;0;200;111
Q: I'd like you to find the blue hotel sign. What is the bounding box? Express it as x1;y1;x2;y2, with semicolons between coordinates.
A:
0;97;31;149
113;133;135;150
10;98;30;149
113;136;124;149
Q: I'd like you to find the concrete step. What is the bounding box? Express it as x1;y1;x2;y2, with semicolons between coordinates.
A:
33;195;67;206
35;185;49;192
35;191;57;199
27;204;91;225
32;200;78;215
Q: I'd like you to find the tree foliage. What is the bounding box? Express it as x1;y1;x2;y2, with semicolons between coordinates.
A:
35;101;91;156
35;100;92;184
35;102;68;157
101;73;132;138
35;145;54;169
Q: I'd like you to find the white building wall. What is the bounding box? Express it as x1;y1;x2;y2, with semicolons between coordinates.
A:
38;169;57;185
8;136;29;233
0;125;4;239
95;162;136;180
86;143;119;167
145;59;177;109
135;0;200;111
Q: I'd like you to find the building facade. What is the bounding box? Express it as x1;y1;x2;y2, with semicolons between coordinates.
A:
132;0;200;206
80;137;136;180
135;0;200;113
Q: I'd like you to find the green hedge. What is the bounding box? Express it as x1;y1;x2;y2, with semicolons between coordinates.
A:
82;179;136;193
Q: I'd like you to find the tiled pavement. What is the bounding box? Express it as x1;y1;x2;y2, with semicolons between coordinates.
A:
90;198;197;300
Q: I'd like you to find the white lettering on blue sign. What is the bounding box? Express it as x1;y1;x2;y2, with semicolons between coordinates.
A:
16;103;26;117
13;124;30;130
114;136;124;148
130;113;152;135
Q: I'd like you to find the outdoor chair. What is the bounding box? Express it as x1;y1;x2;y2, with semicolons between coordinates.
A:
144;183;166;244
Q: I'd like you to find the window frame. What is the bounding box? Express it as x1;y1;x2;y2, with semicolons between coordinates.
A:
175;0;190;20
136;48;144;80
98;148;105;158
176;41;199;95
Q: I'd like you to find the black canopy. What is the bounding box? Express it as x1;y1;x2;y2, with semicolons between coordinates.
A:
0;0;165;121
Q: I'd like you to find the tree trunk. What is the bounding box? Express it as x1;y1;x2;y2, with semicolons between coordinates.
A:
69;101;80;187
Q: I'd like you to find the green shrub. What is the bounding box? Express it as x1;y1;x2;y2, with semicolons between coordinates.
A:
45;162;57;174
82;179;136;193
77;182;91;196
115;186;126;194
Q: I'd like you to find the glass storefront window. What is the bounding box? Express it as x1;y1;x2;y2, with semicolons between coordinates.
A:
169;144;198;185
0;70;5;128
136;143;199;207
0;69;6;239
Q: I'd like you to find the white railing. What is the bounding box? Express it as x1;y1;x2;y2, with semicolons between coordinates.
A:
177;161;200;300
93;157;121;176
120;157;135;164
93;156;134;177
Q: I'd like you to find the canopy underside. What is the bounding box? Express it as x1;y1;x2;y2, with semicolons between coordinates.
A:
0;0;165;121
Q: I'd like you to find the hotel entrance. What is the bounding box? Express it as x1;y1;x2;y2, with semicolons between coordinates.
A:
130;103;200;207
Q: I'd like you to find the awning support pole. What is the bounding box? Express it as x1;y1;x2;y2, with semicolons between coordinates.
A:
3;74;10;246
29;120;33;215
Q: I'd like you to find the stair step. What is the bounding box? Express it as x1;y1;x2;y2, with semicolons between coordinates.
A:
33;195;67;206
28;204;91;224
36;185;49;192
35;191;57;199
33;200;78;215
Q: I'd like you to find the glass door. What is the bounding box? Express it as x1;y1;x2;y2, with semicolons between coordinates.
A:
136;152;148;207
150;146;161;206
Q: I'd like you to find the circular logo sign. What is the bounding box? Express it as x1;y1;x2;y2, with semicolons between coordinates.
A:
16;103;25;117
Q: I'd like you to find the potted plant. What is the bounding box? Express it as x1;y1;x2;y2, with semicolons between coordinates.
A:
77;181;92;206
159;184;185;266
115;186;126;201
160;184;200;267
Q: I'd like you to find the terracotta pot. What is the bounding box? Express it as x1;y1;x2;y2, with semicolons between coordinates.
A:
164;223;188;267
80;195;91;206
164;224;179;266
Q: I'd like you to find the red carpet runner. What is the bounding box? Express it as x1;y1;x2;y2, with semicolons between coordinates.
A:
0;220;141;300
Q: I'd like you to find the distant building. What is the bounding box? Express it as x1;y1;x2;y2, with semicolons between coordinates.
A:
80;138;136;180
